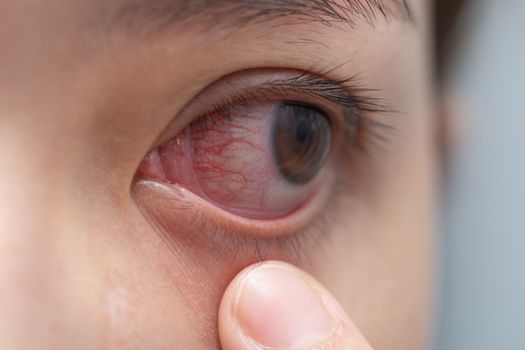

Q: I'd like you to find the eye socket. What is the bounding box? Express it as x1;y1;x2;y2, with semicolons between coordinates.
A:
134;68;395;240
137;99;335;220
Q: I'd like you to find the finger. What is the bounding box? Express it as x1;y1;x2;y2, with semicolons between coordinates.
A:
218;261;374;350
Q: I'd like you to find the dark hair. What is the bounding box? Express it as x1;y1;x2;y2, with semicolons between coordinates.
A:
435;0;465;77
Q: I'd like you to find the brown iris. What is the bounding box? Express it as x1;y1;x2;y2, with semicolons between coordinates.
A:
272;102;332;184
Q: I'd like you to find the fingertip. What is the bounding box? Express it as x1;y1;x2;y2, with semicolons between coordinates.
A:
218;261;373;350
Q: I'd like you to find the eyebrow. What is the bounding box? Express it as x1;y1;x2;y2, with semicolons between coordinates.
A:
112;0;414;36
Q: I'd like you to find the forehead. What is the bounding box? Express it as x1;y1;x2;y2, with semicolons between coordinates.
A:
0;0;424;121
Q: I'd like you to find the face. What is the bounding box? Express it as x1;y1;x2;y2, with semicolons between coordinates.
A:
0;0;436;349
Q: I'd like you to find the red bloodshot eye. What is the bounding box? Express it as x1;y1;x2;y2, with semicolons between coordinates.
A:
137;101;333;220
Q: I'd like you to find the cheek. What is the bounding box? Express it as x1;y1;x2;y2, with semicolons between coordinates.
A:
309;193;432;350
125;183;318;346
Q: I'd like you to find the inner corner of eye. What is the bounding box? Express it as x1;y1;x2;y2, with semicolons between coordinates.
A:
136;96;334;221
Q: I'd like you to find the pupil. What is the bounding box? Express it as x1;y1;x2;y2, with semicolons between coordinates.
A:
296;121;310;144
272;102;332;184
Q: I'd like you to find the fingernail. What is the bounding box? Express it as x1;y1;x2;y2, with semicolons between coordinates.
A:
233;264;333;348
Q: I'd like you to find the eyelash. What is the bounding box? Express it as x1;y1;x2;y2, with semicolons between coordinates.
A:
134;69;396;262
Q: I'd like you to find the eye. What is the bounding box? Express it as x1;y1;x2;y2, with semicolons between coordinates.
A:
138;100;334;220
134;69;395;240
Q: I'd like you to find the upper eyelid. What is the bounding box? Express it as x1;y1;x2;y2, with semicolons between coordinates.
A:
208;71;398;138
252;71;399;154
149;69;397;150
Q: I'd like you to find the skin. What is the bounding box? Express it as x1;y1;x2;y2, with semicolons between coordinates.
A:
0;0;436;349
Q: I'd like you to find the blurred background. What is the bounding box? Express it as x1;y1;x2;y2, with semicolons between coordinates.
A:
434;0;525;349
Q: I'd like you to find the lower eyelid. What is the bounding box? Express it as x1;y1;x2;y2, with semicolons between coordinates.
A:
131;140;366;266
132;177;342;266
132;171;334;241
